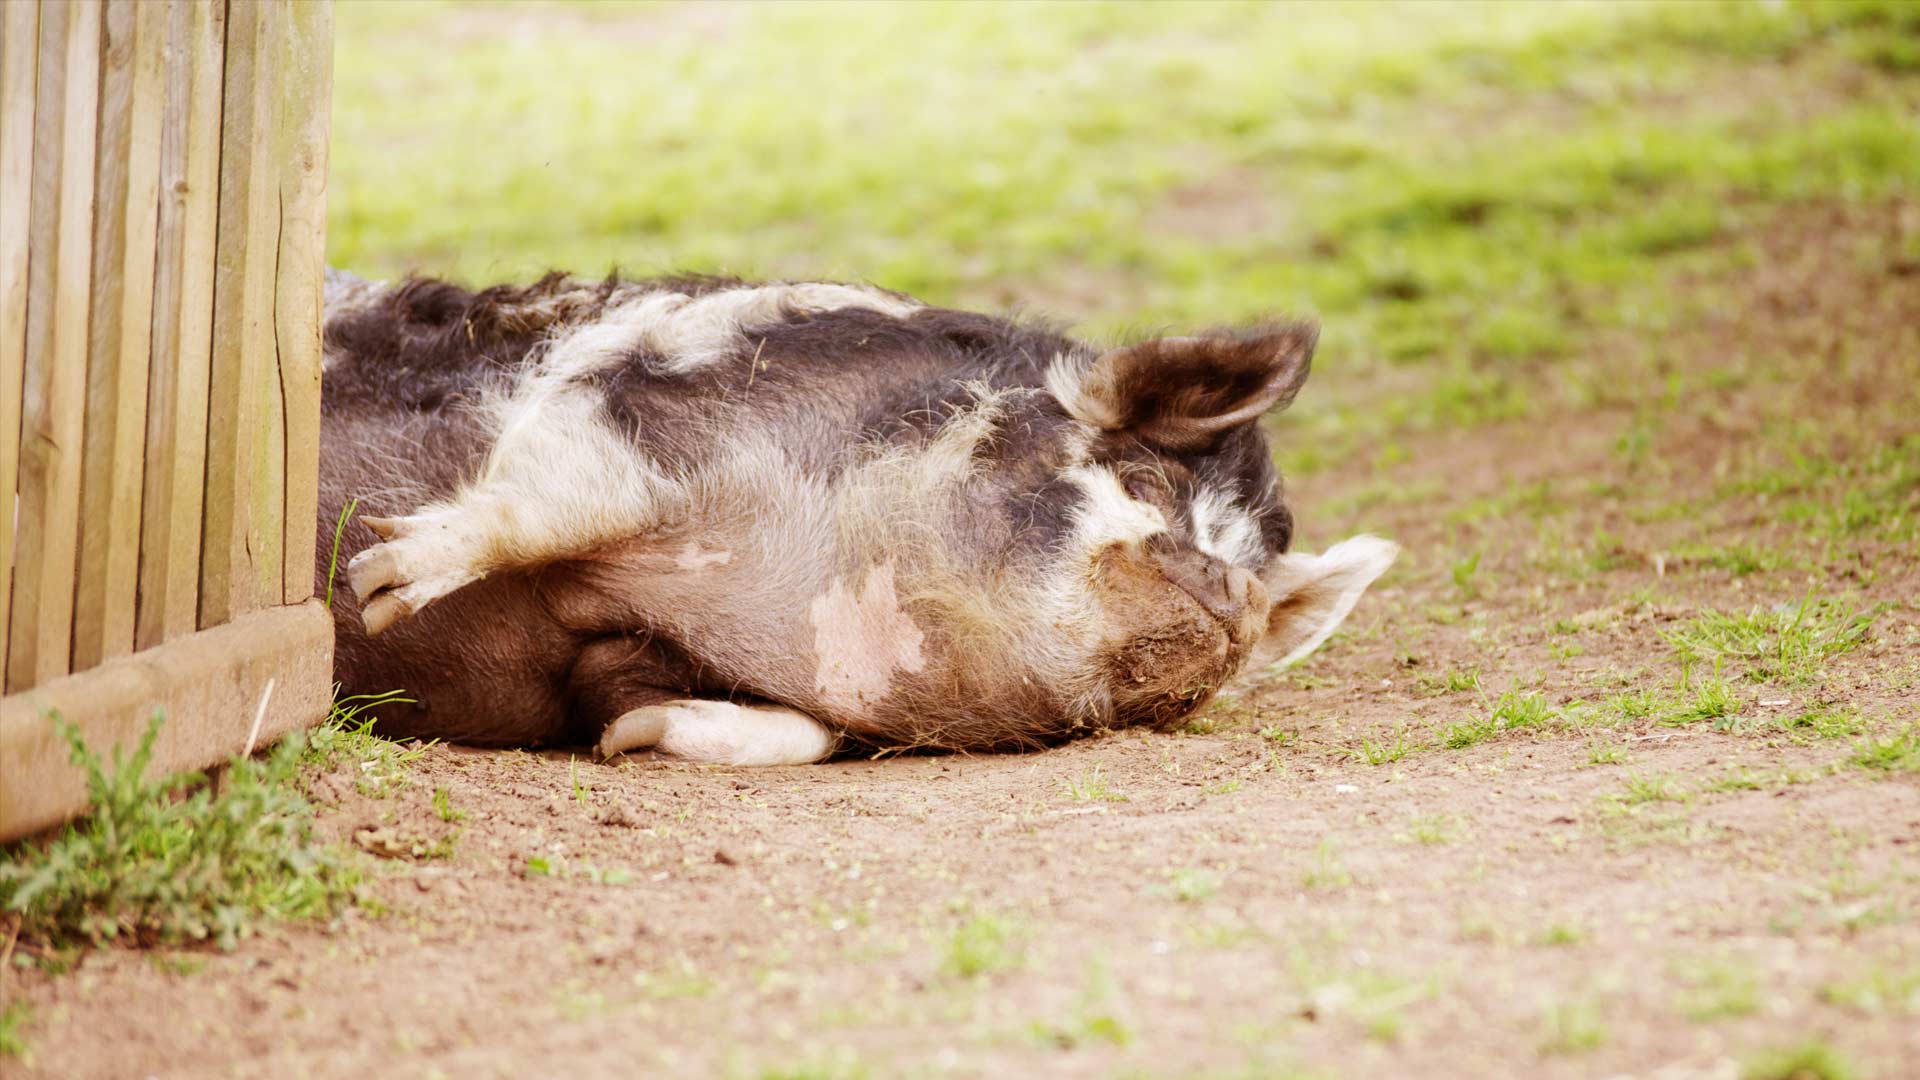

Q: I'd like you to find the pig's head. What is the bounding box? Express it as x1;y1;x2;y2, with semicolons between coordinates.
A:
822;320;1397;749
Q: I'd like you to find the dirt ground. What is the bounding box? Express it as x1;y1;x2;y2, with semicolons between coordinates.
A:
5;198;1919;1079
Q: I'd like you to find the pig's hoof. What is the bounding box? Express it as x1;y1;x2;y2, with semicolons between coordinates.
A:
596;706;671;758
346;544;399;602
344;516;485;635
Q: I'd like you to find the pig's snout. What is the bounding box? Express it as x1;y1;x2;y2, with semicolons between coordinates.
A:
1145;540;1270;644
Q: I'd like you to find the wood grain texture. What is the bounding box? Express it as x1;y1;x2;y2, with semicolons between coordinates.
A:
0;0;42;675
1;599;334;842
9;0;102;692
201;0;283;627
274;0;331;605
136;0;223;651
73;0;164;670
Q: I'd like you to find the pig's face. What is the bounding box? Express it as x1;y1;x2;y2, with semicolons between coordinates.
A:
819;323;1396;749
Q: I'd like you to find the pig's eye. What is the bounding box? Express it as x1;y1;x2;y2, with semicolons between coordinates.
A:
1125;475;1172;510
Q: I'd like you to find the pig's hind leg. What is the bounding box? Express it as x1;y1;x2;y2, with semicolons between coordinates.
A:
567;636;836;766
603;700;836;766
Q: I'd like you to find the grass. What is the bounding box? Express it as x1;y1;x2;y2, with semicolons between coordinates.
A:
1740;1041;1859;1080
1063;765;1128;803
1348;726;1420;765
1416;667;1481;695
323;495;361;610
1663;596;1876;687
1675;960;1761;1022
942;914;1023;980
1585;739;1630;766
0;713;362;952
1619;773;1688;806
0;1001;28;1061
303;690;425;797
1301;841;1353;892
1849;727;1919;773
1166;868;1221;904
1537;1001;1607;1055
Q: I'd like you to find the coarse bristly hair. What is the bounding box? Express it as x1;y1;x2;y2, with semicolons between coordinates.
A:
318;270;1397;762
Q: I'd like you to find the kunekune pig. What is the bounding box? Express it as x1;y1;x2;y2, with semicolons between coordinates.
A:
318;270;1396;765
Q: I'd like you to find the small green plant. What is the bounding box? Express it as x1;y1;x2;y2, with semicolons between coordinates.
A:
1740;1041;1858;1080
1610;689;1661;721
1491;691;1556;730
1620;772;1687;805
1166;868;1220;903
0;713;361;951
1816;967;1920;1015
1063;765;1128;803
1663;596;1875;686
1676;961;1760;1021
1301;841;1352;891
1349;726;1420;765
1850;727;1918;773
1400;813;1459;845
1538;1000;1607;1055
942;913;1023;979
1032;961;1133;1049
1534;923;1585;947
1416;667;1480;695
431;786;465;823
1442;715;1497;749
304;689;424;797
323;496;361;609
1664;666;1742;727
569;758;595;805
1258;725;1299;746
1449;551;1483;596
1585;738;1629;766
1781;705;1864;740
0;1001;29;1061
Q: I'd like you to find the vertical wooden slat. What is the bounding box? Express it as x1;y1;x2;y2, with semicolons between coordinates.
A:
8;0;102;692
73;0;163;670
275;0;330;605
201;0;282;627
135;0;222;651
0;1;42;676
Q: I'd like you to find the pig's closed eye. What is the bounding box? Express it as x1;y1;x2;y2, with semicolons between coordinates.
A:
1124;476;1171;510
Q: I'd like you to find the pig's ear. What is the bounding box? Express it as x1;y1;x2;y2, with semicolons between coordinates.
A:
1048;323;1316;451
1258;535;1398;667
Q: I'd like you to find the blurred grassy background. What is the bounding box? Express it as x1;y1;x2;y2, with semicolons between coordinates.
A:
329;0;1917;497
330;1;1915;321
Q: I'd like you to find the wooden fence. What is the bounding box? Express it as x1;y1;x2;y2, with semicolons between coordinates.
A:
0;0;335;841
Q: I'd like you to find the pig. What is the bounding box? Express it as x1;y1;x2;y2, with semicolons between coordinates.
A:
317;270;1396;765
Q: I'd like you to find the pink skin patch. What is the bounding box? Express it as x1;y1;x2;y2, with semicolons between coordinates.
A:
808;561;927;715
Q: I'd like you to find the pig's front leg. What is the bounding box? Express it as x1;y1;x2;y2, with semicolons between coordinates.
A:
598;700;836;765
346;382;682;635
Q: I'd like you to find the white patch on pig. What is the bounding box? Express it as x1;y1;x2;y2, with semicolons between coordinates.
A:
809;561;927;715
674;543;733;572
649;283;922;374
649;700;835;765
1188;486;1264;568
1043;350;1122;430
1066;464;1168;550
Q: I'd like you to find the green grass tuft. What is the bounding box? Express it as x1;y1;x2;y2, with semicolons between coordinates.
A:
942;913;1023;979
1664;596;1876;687
1740;1040;1858;1080
0;713;362;952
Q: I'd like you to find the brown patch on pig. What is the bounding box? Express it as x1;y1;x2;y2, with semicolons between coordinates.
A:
1088;546;1243;729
